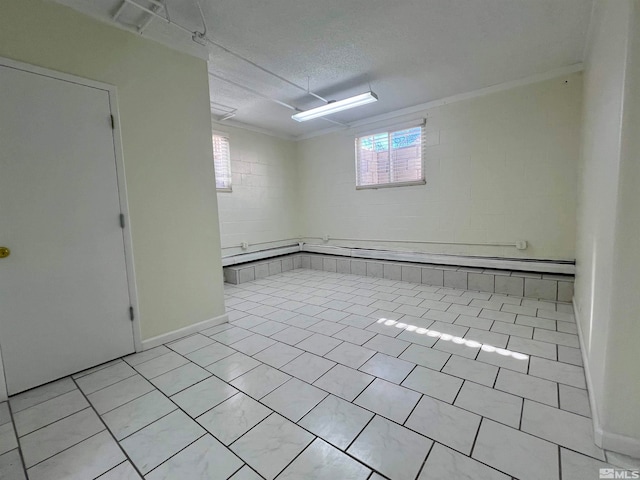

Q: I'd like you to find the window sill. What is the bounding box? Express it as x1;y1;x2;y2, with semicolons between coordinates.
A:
356;179;426;190
216;187;233;193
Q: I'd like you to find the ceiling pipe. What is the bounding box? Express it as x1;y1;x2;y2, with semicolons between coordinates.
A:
207;72;348;127
194;0;207;36
208;72;298;111
119;0;348;126
203;37;329;104
194;0;327;103
122;0;195;36
120;0;330;105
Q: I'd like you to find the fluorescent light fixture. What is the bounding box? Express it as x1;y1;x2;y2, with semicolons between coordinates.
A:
292;91;378;122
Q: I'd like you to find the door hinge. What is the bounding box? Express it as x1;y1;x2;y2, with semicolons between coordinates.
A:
110;115;115;129
129;306;135;321
119;213;125;229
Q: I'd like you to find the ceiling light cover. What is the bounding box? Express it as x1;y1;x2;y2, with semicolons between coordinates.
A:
292;91;378;122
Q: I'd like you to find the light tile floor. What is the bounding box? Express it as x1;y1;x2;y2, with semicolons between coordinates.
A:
0;269;636;479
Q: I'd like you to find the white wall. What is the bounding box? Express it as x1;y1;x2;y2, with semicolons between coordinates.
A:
296;74;582;260
0;0;226;341
574;0;640;457
215;124;300;257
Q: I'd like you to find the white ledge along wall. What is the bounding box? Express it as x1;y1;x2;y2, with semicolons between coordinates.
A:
0;0;226;343
296;73;582;261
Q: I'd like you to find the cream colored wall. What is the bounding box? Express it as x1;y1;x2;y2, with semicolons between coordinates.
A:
574;0;628;433
575;0;640;456
214;124;300;257
606;1;640;446
296;74;582;260
0;0;225;340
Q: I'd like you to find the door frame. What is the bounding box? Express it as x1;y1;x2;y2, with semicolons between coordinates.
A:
0;57;142;400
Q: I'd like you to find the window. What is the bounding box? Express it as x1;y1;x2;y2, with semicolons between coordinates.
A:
213;134;232;192
355;124;425;189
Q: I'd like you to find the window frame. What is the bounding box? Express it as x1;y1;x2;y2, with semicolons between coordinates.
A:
354;121;426;190
212;132;232;193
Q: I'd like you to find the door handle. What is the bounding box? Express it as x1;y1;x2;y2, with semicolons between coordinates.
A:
0;247;10;258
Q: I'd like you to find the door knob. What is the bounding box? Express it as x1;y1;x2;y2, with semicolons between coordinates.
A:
0;247;10;258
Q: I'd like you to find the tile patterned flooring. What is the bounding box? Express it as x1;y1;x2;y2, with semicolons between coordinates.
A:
0;269;633;479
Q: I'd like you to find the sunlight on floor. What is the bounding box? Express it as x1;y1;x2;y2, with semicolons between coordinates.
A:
375;318;529;360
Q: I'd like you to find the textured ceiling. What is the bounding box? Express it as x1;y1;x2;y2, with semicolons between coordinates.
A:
57;0;593;139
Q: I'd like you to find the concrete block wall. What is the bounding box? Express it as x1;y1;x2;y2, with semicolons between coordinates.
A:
296;74;583;261
223;253;574;302
215;124;300;257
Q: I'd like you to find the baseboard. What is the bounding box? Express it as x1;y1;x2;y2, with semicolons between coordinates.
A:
573;298;640;458
573;296;605;448
598;430;640;459
141;313;229;351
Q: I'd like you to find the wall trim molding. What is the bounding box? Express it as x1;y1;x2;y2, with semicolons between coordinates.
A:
573;298;640;458
141;313;229;351
206;64;584;142
211;117;296;141
294;63;585;141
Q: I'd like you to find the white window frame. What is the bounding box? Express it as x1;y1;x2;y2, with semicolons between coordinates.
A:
212;132;232;192
354;121;426;190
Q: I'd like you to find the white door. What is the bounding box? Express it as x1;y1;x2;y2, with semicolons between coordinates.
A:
0;64;135;394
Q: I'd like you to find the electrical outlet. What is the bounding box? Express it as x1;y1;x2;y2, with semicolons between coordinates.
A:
516;240;528;250
241;242;249;250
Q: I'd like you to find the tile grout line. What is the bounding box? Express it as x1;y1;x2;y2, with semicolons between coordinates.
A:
208;370;383;479
468;416;485;462
234;274;600;440
9;385;78;417
69;377;145;480
95;350;256;478
80;371;138;397
140;432;208;477
558;444;564;480
201;272;604;470
412;441;436;480
13;404;94;439
94;460;132;479
450;379;465;405
72;358;126;381
270;435;316;480
343;413;376;454
227;312;588;398
5;399;28;479
115;408;178;443
23;429;105;471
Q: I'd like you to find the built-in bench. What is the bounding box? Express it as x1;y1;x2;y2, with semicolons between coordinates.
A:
223;251;574;302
